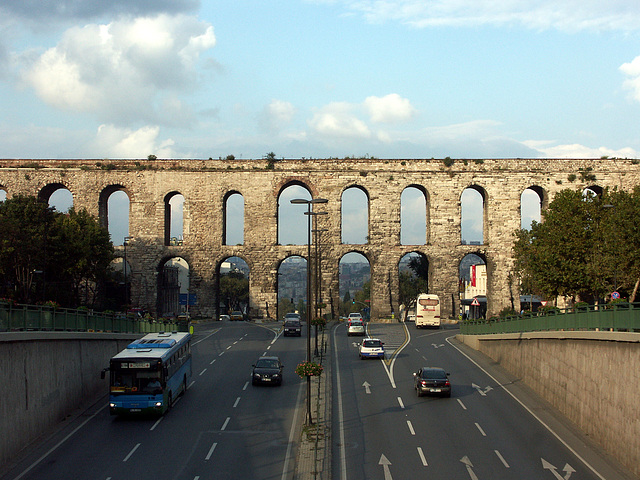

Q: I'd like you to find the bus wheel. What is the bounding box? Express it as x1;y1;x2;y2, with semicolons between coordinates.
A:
181;376;187;396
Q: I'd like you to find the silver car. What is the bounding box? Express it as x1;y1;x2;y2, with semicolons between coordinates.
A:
347;319;365;336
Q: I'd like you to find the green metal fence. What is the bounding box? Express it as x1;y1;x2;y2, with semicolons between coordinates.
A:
0;302;187;333
460;302;640;335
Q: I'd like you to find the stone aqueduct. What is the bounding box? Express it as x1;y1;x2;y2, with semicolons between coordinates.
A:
1;157;639;319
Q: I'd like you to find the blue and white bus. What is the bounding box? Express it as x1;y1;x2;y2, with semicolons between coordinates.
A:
103;331;192;415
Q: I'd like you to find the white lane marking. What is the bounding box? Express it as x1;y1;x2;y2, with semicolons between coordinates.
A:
280;376;306;480
267;345;272;350
188;380;195;389
210;358;216;365
226;345;232;350
495;450;510;468
380;322;411;388
199;368;207;376
218;351;225;357
150;417;163;431
447;336;607;480
417;447;428;466
334;325;348;480
397;397;405;409
233;341;238;345
233;397;241;408
205;442;217;461
243;381;249;390
192;328;221;346
12;404;108;480
457;398;467;410
407;420;416;435
475;423;487;436
123;443;140;462
221;417;230;431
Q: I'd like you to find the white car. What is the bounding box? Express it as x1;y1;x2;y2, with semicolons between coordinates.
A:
347;319;365;336
348;312;363;321
359;338;384;359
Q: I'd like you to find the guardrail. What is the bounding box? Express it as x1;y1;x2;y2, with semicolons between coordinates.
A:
460;302;640;335
0;303;187;333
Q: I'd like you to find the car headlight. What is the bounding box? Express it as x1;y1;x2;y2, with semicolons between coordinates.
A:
109;403;116;408
154;401;162;407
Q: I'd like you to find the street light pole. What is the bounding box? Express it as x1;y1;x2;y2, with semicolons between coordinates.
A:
291;197;328;425
123;236;131;308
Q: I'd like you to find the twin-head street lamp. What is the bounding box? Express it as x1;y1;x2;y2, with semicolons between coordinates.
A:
290;197;328;425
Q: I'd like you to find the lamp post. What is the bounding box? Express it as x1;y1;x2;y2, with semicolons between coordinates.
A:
123;236;131;308
313;226;328;356
291;197;328;425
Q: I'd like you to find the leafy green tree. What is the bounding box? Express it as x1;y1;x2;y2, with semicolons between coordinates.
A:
0;195;114;306
0;196;55;302
513;187;640;303
398;270;428;307
219;270;249;313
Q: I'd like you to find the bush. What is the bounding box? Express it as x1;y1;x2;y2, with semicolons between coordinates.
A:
294;361;323;378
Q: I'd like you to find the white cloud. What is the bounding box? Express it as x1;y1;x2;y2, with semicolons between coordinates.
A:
93;124;176;158
308;102;372;139
364;94;416;123
259;99;296;133
22;14;216;126
522;140;639;158
340;0;640;32
620;56;640;102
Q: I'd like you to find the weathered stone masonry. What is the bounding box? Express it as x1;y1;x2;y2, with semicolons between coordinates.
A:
1;157;638;319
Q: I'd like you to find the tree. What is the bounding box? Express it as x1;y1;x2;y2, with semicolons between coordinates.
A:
398;271;427;307
512;187;640;303
219;270;249;313
0;195;114;306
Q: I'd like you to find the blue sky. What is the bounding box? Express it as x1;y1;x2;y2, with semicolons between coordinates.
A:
1;1;640;160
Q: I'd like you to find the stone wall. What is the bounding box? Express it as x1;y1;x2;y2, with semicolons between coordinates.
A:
1;157;639;318
458;331;640;478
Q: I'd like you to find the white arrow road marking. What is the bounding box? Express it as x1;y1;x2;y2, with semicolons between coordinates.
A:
379;454;393;480
542;458;564;479
542;458;577;480
460;456;479;480
563;464;576;479
471;383;493;396
431;343;445;348
362;381;371;394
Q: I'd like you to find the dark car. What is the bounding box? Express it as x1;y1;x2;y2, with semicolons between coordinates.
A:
413;367;451;397
252;356;284;386
283;320;302;336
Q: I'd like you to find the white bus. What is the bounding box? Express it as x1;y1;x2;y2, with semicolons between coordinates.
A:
415;294;440;328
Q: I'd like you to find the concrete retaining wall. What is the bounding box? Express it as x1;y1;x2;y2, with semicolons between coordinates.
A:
458;331;640;478
0;333;138;471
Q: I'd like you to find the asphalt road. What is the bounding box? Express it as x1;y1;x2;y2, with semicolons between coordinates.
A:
2;321;309;480
331;322;636;480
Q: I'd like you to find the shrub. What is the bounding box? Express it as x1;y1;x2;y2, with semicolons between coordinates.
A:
294;361;323;378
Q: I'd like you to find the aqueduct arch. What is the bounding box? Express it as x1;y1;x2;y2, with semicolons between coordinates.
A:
2;157;638;319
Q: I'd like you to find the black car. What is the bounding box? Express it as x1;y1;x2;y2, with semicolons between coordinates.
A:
252;356;284;386
413;367;451;397
283;320;302;336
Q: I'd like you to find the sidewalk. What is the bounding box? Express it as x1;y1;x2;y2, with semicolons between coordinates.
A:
295;325;331;480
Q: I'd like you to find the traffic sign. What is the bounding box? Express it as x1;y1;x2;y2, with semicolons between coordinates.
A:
471;298;480;306
612;291;621;300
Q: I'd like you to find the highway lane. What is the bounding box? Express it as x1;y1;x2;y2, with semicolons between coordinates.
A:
2;320;309;480
331;322;635;480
